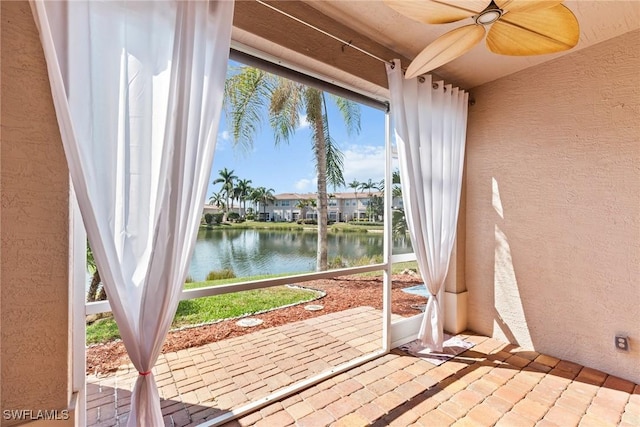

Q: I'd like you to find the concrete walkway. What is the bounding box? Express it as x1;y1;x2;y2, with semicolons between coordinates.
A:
87;308;639;426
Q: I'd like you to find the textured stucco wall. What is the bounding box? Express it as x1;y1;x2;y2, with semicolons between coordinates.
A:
1;0;71;415
465;29;640;383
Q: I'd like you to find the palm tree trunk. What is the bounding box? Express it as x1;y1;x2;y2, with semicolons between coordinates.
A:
97;284;107;301
87;270;101;302
316;132;328;271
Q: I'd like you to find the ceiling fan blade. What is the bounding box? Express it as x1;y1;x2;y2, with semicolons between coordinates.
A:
405;24;486;79
384;0;488;24
495;0;562;14
486;4;579;55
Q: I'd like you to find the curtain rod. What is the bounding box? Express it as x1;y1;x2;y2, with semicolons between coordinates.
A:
229;49;390;112
251;0;474;98
254;0;394;67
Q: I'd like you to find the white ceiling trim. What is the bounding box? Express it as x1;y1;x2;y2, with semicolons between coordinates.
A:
231;27;392;103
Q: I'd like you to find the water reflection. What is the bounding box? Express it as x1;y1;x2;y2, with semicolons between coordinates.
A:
189;228;412;281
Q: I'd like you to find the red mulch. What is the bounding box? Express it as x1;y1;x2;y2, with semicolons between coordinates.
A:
86;274;425;375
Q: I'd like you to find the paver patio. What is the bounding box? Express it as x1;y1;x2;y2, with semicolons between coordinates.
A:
87;307;639;426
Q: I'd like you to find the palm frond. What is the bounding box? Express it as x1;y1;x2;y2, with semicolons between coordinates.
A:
325;132;345;190
322;97;345;190
304;88;323;130
224;67;274;151
269;80;303;145
393;185;403;198
86;241;97;274
331;94;361;136
392;169;401;184
304;88;324;171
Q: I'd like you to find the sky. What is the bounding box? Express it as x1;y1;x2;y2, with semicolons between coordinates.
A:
206;62;388;200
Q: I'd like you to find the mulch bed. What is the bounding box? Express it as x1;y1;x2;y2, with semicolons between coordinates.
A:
86;273;425;375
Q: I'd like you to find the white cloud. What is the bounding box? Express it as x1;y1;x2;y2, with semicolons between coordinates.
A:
342;145;385;185
215;130;231;151
294;178;315;191
298;114;310;130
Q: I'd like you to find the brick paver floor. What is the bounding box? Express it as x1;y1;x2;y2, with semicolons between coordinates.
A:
87;308;639;426
87;306;390;426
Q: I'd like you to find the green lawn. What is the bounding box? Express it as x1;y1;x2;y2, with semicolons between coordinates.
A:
86;276;320;345
354;261;419;277
202;221;307;231
173;286;317;328
85;262;418;345
201;220;384;233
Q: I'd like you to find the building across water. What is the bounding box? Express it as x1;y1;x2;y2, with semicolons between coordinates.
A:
204;191;403;222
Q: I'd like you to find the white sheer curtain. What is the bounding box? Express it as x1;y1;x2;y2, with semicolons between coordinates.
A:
31;1;233;424
386;59;468;352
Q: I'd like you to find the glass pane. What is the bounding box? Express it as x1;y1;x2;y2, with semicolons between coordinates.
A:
197;62;393;280
391;157;413;256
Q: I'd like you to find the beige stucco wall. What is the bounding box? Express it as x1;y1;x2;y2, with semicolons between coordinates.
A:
1;0;73;421
465;29;640;383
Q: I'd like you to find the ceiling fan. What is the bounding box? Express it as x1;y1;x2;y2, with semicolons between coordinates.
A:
384;0;580;79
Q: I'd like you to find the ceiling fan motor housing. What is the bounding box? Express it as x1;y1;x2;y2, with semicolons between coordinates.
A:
474;1;504;26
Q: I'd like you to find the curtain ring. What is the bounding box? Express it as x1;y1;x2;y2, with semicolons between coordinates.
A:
418;76;425;83
432;82;439;90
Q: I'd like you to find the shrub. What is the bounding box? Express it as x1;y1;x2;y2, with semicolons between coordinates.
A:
213;213;223;224
246;214;256;221
184;275;194;283
228;212;240;221
204;213;214;225
205;268;236;281
348;221;384;227
352;255;384;266
330;225;363;233
328;256;347;269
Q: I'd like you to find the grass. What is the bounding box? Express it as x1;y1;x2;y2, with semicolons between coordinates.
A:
354;261;419;277
330;223;381;233
201;220;384;232
173;286;317;328
86;317;121;345
86;274;319;345
85;262;419;345
205;221;307;231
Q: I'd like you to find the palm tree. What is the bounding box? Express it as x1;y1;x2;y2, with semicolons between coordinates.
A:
359;179;380;221
235;178;253;218
208;191;226;211
392;170;402;199
308;198;318;220
392;208;408;239
295;199;310;221
212;167;237;221
347;179;361;221
252;186;275;220
86;242;100;302
86;242;107;302
224;66;360;270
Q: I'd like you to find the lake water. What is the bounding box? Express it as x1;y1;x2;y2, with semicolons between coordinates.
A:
188;228;412;281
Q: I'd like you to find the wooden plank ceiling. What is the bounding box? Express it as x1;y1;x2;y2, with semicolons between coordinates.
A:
233;0;411;90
